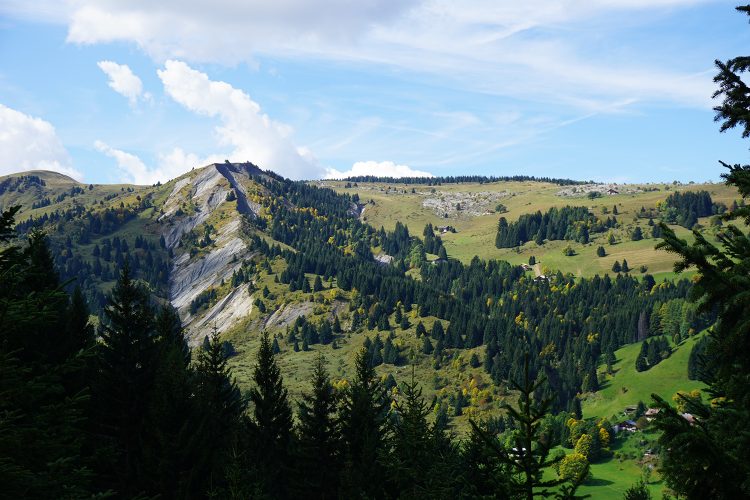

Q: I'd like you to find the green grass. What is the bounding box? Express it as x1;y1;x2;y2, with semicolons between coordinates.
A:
326;179;743;279
579;455;663;499
582;334;706;420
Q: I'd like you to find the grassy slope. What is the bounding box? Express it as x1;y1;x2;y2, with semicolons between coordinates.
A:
224;258;506;433
582;334;706;420
325;180;742;279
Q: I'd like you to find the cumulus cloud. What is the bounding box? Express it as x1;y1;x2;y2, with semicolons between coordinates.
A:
0;104;82;179
97;60;149;105
157;60;320;179
94;140;199;184
325;160;433;179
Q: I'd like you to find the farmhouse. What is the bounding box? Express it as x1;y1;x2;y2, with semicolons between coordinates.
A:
645;408;660;421
614;420;638;433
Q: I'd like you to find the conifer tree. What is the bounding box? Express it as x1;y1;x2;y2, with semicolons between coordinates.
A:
295;353;340;499
339;348;389;498
194;328;247;496
0;209;98;497
93;263;158;496
652;8;750;496
469;353;584;499
388;367;439;497
249;331;293;497
143;306;197;498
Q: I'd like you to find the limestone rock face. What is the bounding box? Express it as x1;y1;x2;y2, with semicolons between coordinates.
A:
160;162;265;344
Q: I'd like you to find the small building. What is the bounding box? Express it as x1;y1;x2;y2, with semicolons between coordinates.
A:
614;420;637;433
607;188;619;195
521;263;532;271
645;408;660;421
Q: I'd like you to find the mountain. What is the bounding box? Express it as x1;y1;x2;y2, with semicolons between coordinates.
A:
2;164;723;427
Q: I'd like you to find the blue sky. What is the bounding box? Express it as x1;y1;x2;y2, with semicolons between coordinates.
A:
0;1;748;184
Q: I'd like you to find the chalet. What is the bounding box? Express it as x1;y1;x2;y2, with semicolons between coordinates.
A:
534;275;549;282
614;420;637;433
607;188;619;195
645;408;660;421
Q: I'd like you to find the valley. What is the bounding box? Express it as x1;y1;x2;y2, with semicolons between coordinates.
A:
1;165;738;499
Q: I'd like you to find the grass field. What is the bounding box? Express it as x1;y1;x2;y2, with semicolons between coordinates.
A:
582;333;706;420
546;426;665;499
324;179;742;278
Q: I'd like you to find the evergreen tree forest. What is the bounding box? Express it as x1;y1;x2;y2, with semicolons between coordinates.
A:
0;207;599;498
659;190;718;228
495;206;616;248
339;174;587;186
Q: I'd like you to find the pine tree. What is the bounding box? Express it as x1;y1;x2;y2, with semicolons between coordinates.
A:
621;259;630;273
295;354;340;499
143;306;197;498
596;246;606;257
469;353;582;499
339;348;389;498
438;245;448;260
249;331;293;497
194;329;247;495
93;264;158;496
612;260;622;273
422;336;434;355
0;209;97;498
313;275;324;292
462;420;513;498
388;368;430;493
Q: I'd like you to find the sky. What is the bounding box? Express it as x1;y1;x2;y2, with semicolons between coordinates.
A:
0;1;748;184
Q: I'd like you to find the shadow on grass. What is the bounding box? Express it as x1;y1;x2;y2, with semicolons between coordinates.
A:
585;477;614;487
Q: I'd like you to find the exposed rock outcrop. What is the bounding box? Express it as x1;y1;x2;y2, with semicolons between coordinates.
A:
160;162;267;342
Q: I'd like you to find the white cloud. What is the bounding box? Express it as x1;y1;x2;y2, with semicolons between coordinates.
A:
65;0;417;63
0;104;82;180
97;60;149;105
47;0;716;110
157;60;320;179
94;140;198;184
325;160;433;179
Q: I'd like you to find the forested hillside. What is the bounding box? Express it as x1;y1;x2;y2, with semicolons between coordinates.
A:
0;161;717;498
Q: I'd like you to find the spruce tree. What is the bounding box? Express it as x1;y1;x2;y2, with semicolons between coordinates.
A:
194;328;247;496
0;210;97;497
469;353;583;499
652;9;750;496
388;368;438;497
249;331;293;497
339;348;389;498
295;353;340;499
93;264;158;496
